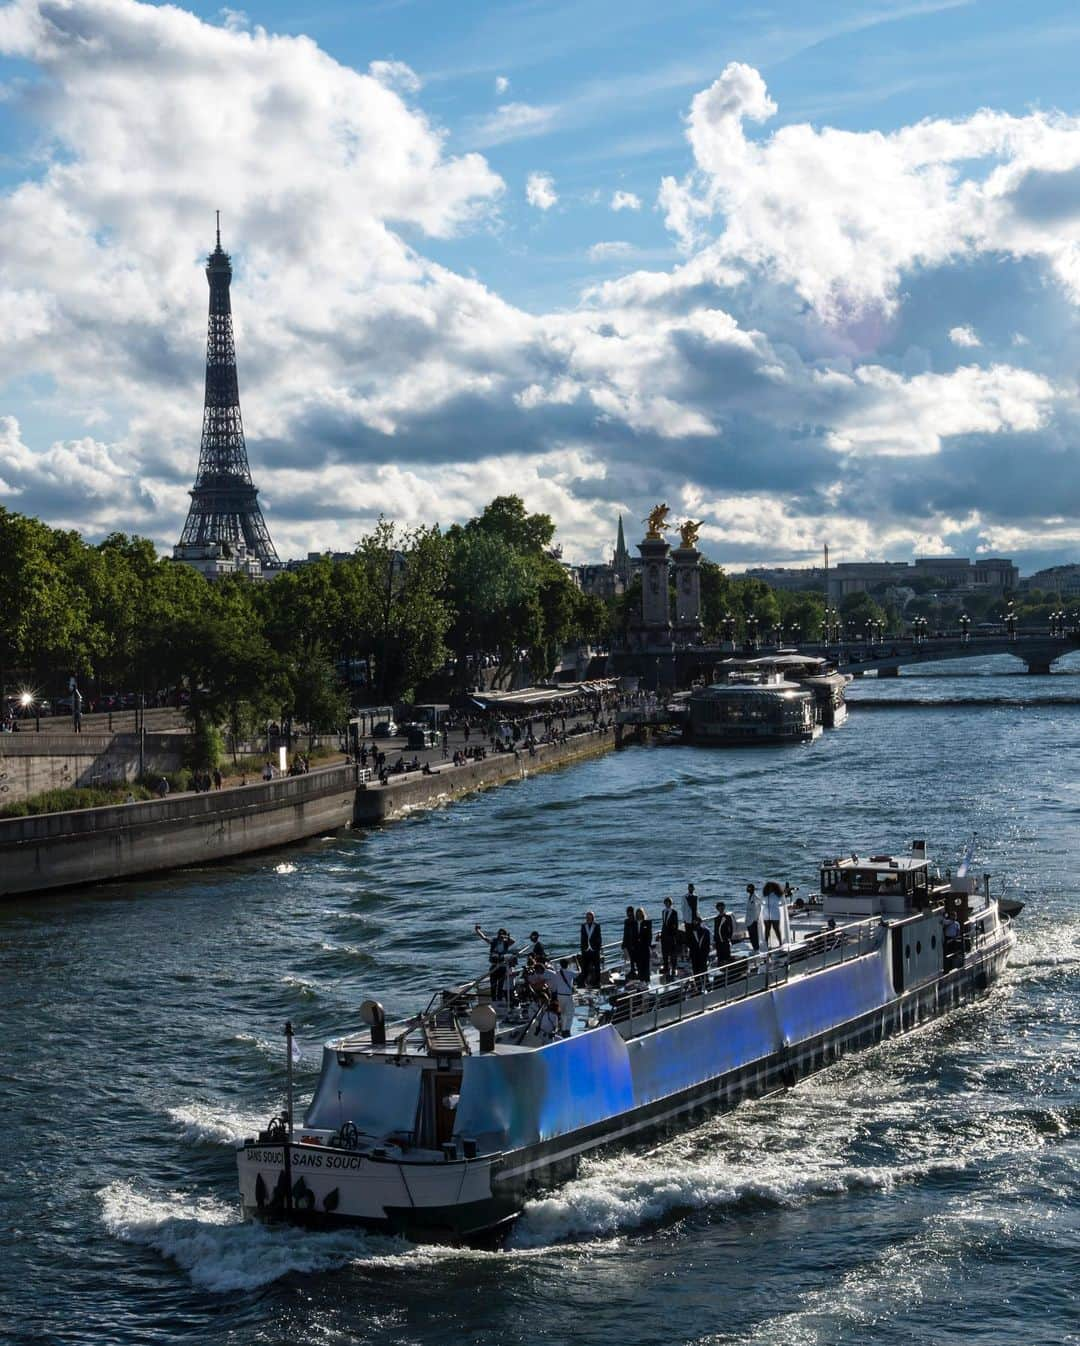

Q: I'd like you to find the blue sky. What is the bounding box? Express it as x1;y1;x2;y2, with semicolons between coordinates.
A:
2;0;1080;572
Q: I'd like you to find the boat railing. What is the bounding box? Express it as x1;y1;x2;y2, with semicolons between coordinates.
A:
385;938;627;1054
609;917;883;1038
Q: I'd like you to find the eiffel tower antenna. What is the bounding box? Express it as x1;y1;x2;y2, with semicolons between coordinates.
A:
174;219;280;576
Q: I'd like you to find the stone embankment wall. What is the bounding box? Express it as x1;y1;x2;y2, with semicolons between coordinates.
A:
0;732;185;805
0;729;616;898
0;764;359;898
354;726;615;822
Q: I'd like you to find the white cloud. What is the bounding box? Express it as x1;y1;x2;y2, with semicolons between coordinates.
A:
525;171;558;211
368;60;422;95
0;7;1078;569
949;325;981;347
494;74;509;96
823;365;1055;457
473;101;559;147
658;60;1080;321
611;190;641;211
588;240;634;261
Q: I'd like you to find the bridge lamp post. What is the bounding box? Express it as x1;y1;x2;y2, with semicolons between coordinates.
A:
747;613;758;650
959;613;970;645
1006;603;1016;642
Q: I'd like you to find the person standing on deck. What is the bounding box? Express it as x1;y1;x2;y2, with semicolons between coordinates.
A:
745;884;763;951
475;925;514;1002
631;907;652;983
555;959;577;1036
688;916;711;988
762;882;792;947
659;897;680;979
580;912;602;988
682;883;699;931
714;902;734;966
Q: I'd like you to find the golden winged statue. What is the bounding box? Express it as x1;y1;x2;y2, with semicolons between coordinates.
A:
678;519;703;548
644;503;670;539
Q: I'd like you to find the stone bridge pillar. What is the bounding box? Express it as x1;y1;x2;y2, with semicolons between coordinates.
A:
671;543;702;644
634;534;672;648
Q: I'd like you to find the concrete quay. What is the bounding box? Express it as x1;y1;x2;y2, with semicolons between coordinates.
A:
0;726;615;898
353;724;615;823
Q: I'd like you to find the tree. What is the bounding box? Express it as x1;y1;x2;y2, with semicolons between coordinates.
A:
354;520;450;701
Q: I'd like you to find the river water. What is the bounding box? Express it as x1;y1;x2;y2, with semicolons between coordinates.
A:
2;656;1078;1346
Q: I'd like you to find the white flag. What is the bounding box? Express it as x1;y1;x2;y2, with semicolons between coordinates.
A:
290;1036;301;1064
956;838;976;879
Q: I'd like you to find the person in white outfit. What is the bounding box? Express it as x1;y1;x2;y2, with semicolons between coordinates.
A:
555;958;577;1036
762;882;792;947
745;883;764;952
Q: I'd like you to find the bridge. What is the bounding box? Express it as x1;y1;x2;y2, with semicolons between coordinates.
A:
609;630;1080;686
779;631;1080;677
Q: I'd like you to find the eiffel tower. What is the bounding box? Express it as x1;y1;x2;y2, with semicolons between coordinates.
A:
174;215;280;575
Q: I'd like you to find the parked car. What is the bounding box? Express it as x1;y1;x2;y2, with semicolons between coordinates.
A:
406;726;439;749
371;720;399;738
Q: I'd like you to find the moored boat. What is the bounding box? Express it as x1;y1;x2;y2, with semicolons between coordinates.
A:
686;670;821;744
236;843;1016;1243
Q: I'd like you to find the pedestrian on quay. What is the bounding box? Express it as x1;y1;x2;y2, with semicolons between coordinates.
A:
580;911;602;988
213;767;223;790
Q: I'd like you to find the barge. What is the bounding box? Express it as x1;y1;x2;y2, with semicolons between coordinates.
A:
237;844;1016;1242
686;670;821;744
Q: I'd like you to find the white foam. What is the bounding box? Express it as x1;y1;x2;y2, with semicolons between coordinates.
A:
165;1102;267;1146
274;862;297;874
95;1181;579;1291
97;1180;370;1292
512;1121;970;1248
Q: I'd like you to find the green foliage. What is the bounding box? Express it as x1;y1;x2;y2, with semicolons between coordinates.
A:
0;782;154;819
185;721;223;772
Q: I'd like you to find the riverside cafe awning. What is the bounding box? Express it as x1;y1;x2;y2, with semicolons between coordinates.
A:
469;680;618;711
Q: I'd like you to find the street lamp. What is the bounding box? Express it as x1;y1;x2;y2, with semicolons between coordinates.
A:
959;613;970;645
19;690;39;732
1006;602;1016;642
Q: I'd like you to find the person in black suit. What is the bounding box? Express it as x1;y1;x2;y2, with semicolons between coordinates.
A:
580;911;602;988
475;924;514;1002
713;901;734;967
620;904;636;968
631;906;653;982
688;915;710;988
659;897;680;980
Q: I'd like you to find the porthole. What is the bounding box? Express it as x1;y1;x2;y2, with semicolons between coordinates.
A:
905;945;911;959
931;935;937;949
916;941;922;955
